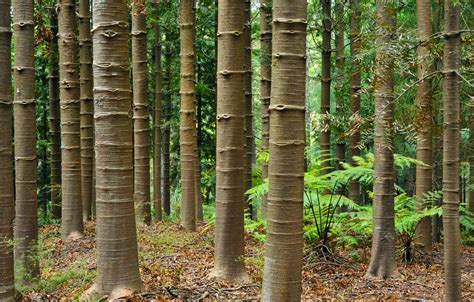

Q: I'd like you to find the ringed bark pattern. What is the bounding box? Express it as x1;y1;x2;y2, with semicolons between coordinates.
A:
91;0;142;294
154;1;162;223
261;0;307;300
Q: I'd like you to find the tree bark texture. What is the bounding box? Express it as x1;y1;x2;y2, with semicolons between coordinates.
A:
261;0;307;300
348;0;361;203
91;0;142;295
12;0;39;280
0;0;14;299
179;0;197;231
320;0;331;175
414;0;433;254
335;0;345;172
48;8;62;220
162;28;172;216
366;0;397;279
132;0;151;225
259;0;272;218
154;1;163;223
214;0;247;282
79;0;94;222
244;0;255;217
442;0;461;300
58;0;84;239
195;156;204;221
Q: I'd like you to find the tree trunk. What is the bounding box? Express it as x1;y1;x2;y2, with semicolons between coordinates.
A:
0;0;14;299
214;0;247;282
365;0;397;279
132;0;151;225
244;0;255;218
79;0;94;222
335;0;345;172
162;24;172;216
89;0;142;296
348;0;361;203
12;0;39;281
154;0;163;223
179;0;197;231
58;0;84;240
261;0;307;299
48;8;62;220
259;0;272;218
442;1;461;299
320;0;332;175
414;0;433;254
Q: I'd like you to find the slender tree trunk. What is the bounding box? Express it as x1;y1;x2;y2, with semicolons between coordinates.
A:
162;25;172;216
366;0;397;279
194;152;203;221
442;1;461;299
414;0;433;254
0;0;14;299
88;0;142;296
48;8;62;220
348;0;361;203
179;0;197;231
243;0;255;218
132;0;151;225
214;0;247;282
261;0;307;299
195;65;204;222
154;0;163;223
58;0;84;240
335;0;345;172
13;0;39;281
259;0;272;218
79;0;94;222
320;0;332;175
41;101;49;219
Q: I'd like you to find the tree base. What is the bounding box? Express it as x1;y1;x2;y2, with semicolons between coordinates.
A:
210;268;251;284
82;282;141;300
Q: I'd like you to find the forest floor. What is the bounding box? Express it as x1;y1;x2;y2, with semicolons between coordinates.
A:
19;221;473;301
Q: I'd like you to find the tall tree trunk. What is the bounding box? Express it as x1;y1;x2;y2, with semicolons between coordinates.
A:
259;0;272;218
132;0;151;225
243;0;255;218
162;24;172;216
320;0;332;175
79;0;94;222
154;0;163;223
179;0;197;231
365;0;397;279
261;0;307;299
214;0;247;282
442;0;461;299
348;0;361;203
335;0;345;172
414;0;433;254
0;0;14;299
58;0;84;240
13;0;39;281
88;0;142;296
48;8;62;220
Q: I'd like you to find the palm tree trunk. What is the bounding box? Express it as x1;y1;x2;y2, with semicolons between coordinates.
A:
162;25;172;216
214;0;247;282
154;0;163;223
365;0;397;279
259;0;272;218
261;0;307;299
58;0;84;240
320;0;332;175
348;0;361;203
12;0;39;281
132;0;151;225
0;0;14;299
79;0;94;222
414;0;433;254
442;0;461;299
179;0;197;231
48;8;62;220
89;0;142;295
335;0;345;172
244;0;255;218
